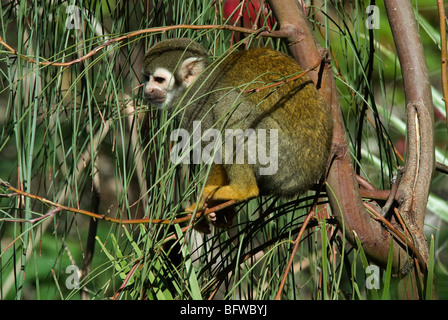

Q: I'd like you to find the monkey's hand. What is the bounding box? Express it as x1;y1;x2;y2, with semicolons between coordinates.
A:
185;189;239;232
184;184;219;214
185;162;259;232
185;183;258;232
186;199;236;233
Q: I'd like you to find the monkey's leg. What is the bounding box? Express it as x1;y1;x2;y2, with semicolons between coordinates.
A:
203;164;259;202
186;164;229;212
186;163;259;212
205;163;230;186
186;164;237;232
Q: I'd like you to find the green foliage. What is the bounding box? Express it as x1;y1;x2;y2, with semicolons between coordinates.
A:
0;0;447;300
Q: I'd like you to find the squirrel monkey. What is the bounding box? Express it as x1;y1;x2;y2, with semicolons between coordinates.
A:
143;38;333;230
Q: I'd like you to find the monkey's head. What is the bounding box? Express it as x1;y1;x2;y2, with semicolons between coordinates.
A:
142;38;209;109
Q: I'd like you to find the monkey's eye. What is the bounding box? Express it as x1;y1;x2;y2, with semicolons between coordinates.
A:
153;76;165;84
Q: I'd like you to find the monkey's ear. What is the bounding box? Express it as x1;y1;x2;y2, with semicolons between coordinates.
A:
180;57;204;87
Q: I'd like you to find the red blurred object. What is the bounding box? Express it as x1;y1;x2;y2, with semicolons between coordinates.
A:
434;107;446;121
395;138;405;157
223;0;274;29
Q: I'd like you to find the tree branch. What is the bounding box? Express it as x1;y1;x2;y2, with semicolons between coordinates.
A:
0;24;286;67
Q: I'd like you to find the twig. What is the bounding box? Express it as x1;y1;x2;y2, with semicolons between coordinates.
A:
363;202;426;272
438;0;448;129
381;168;403;218
1;206;61;223
436;160;448;174
112;259;141;300
0;179;236;226
0;24;286;67
274;207;314;300
274;176;326;300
